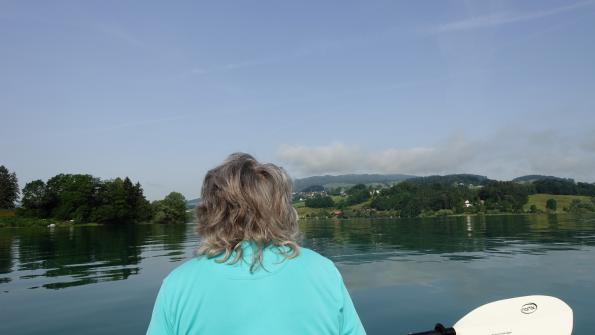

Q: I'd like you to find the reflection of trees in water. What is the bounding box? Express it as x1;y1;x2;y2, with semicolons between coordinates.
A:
299;214;595;262
1;223;190;290
149;224;192;262
2;216;594;290
151;224;189;249
0;230;14;283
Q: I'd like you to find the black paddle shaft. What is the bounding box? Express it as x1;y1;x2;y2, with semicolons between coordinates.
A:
408;323;456;335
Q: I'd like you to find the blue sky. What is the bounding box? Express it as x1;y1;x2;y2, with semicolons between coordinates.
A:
2;1;595;200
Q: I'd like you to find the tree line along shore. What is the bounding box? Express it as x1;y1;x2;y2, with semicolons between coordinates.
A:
0;165;189;227
2;166;595;227
292;175;595;219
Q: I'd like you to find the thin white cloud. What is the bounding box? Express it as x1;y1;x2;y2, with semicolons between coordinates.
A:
277;129;595;182
431;0;595;33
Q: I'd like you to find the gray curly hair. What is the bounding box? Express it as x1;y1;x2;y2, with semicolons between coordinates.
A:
195;153;300;271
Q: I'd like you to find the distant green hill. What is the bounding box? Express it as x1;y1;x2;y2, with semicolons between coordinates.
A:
292;173;415;192
185;173;415;208
512;175;574;183
300;185;325;193
186;173;594;210
406;174;489;186
186;198;200;209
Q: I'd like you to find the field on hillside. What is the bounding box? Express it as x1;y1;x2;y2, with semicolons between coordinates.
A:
525;194;593;213
0;209;16;217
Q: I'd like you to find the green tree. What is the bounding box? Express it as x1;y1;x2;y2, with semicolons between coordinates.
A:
533;179;576;195
94;177;132;223
45;174;101;221
546;198;557;211
369;181;473;217
15;173;152;224
132;181;153;222
20;180;50;217
94;177;151;224
478;181;529;213
151;192;188;224
305;194;335;208
0;166;19;209
326;187;342;196
345;184;370;205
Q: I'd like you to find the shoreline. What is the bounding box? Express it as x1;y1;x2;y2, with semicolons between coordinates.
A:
0;216;101;228
0;215;192;228
3;212;591;228
296;211;594;221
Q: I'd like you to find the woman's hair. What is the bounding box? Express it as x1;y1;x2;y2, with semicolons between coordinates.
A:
195;152;300;271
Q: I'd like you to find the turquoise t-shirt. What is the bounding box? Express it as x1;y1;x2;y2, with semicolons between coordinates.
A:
146;241;366;335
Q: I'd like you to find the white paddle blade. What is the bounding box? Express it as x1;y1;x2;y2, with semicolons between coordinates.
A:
453;295;573;335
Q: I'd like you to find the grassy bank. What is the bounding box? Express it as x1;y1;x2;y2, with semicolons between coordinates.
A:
524;194;593;213
0;209;16;217
0;216;67;228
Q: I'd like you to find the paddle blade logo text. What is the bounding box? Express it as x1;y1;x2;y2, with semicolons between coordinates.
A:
521;303;537;314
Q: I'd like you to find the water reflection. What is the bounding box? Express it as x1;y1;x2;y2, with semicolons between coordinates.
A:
0;224;192;291
0;214;593;293
300;214;595;264
1;214;595;334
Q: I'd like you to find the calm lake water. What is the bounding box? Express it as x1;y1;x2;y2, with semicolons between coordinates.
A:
1;214;595;334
